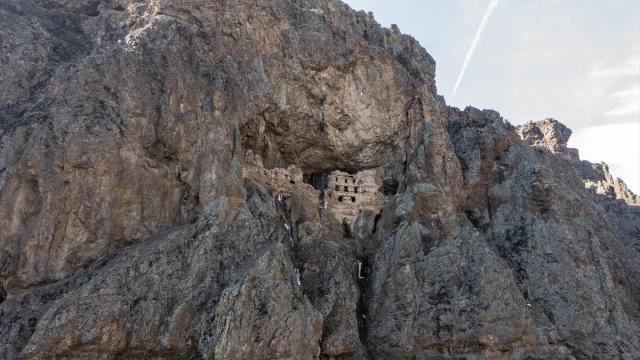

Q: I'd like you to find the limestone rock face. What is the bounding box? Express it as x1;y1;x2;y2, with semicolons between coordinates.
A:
1;0;639;359
517;118;579;161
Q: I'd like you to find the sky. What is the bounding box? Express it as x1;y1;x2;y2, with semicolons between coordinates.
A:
343;0;640;193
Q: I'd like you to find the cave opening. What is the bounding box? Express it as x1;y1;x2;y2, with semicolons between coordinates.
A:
382;178;399;196
342;220;353;238
303;172;329;191
304;172;329;206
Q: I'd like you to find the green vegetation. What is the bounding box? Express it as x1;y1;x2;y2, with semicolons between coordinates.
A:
622;303;640;318
322;317;337;338
528;303;550;325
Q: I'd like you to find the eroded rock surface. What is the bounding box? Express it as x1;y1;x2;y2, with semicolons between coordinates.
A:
1;0;639;359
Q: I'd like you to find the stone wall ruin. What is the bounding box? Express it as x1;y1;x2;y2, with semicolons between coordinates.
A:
242;157;385;224
324;170;385;223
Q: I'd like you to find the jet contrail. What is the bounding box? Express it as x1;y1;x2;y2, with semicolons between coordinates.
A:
452;0;500;96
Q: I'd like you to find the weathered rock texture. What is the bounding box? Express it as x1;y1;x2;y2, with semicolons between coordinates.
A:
0;0;638;359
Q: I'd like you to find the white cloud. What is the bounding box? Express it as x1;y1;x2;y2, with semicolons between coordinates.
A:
569;122;640;194
610;85;640;98
604;84;640;117
592;55;640;118
604;103;640;117
590;55;640;78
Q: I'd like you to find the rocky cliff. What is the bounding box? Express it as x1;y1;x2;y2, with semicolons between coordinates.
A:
1;0;639;359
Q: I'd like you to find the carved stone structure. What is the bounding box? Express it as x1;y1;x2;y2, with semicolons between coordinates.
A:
242;152;308;194
243;154;385;224
324;170;385;223
248;165;304;194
